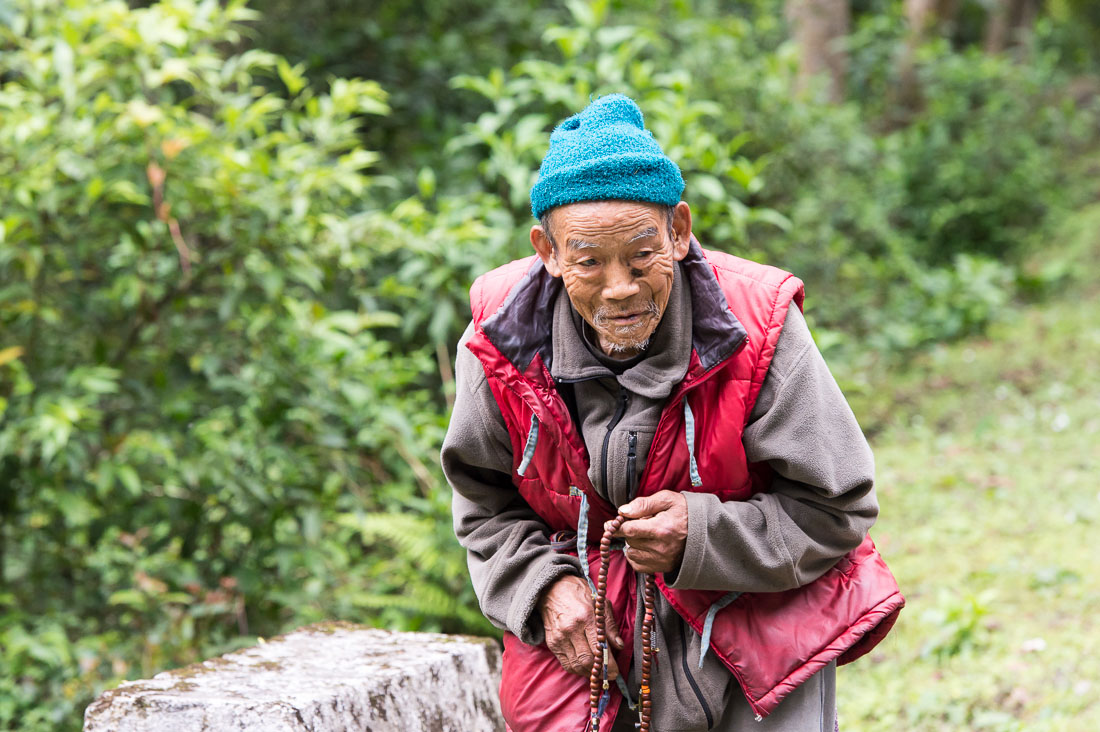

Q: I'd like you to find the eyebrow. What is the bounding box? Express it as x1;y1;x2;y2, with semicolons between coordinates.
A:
565;238;599;250
565;226;659;250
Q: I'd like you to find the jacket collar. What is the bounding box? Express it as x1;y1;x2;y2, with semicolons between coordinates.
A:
479;237;747;377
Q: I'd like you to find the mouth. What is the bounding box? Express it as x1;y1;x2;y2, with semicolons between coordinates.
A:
605;311;647;326
593;301;660;333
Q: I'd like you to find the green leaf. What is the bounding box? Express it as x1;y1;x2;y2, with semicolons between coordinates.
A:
276;57;306;96
54;491;98;527
0;346;24;366
107;590;147;608
104;180;149;205
417;166;436;199
750;208;792;232
564;0;595;28
116;466;141;497
53;39;75;106
690;174;725;202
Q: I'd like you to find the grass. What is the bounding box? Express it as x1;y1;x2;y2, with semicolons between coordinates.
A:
837;221;1100;730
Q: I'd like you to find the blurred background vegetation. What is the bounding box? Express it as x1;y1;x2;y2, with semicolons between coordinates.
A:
1;0;1098;729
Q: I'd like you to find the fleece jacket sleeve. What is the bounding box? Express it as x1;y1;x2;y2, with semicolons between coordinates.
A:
666;306;879;592
441;322;583;645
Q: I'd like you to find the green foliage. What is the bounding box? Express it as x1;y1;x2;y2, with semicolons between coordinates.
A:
897;43;1085;263
841;279;1100;731
1042;0;1100;72
919;589;996;660
246;0;560;168
447;1;791;235
441;1;1098;357
0;1;484;728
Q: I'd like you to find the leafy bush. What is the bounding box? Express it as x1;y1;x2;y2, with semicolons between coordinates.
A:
442;1;1098;356
0;1;487;728
246;0;560;168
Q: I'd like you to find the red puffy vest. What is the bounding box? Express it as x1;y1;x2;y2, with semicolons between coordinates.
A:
465;241;904;731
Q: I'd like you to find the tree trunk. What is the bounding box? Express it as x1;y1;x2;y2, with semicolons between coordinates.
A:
984;0;1042;54
904;0;961;39
893;0;961;121
785;0;850;104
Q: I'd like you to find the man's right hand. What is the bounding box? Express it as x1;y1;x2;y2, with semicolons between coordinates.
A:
537;574;623;680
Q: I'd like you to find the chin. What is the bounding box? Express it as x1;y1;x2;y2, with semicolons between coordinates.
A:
604;339;650;356
601;327;655;355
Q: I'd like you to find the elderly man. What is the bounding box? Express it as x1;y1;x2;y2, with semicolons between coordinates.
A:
442;94;902;732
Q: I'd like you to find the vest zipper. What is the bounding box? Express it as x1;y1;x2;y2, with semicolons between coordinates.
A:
626;431;638;501
600;387;630;500
632;331;748;495
677;616;715;729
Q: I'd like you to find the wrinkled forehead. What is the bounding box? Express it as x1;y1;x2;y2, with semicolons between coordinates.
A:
549;200;665;249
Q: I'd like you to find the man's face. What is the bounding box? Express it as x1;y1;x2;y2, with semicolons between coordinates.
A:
531;200;692;359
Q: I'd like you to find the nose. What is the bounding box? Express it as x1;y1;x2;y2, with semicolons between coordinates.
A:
601;262;640;302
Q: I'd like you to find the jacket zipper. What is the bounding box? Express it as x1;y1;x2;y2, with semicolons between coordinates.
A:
633;332;748;493
677;617;715;729
626;431;638;501
600;387;630;498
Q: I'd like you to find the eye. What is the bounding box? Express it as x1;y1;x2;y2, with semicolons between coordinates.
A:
634;250;653;260
578;258;598;268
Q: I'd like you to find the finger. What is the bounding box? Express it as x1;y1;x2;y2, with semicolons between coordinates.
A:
584;614;620;681
603;518;618;537
624;546;668;574
563;633;593;676
548;616;594;676
618;490;678;519
611;515;655;541
546;627;578;675
619;515;672;542
623;545;649;573
604;602;624;651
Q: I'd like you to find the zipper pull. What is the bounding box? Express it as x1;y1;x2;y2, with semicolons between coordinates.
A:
627;431;638;501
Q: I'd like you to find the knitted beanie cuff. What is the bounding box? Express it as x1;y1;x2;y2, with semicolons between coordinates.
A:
531;152;683;219
529;94;685;219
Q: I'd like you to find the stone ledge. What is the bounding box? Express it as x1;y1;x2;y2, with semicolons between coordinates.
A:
84;621;504;732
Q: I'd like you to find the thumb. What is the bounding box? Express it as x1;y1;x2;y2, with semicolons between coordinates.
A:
619;491;674;519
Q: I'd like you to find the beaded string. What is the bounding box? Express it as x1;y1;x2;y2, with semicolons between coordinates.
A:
589;514;658;732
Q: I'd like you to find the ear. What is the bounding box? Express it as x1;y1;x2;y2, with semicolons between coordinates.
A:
530;224;562;277
671;201;692;261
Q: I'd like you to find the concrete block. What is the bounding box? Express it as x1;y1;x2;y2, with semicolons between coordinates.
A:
83;622;504;732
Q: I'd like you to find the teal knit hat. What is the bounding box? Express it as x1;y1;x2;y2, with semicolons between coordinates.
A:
530;94;685;219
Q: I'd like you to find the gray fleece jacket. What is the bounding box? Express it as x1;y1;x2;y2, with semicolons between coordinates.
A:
441;262;877;730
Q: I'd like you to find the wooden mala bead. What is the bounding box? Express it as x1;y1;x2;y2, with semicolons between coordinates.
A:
589;514;659;732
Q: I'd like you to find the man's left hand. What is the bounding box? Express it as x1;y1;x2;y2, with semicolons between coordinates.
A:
609;490;688;574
